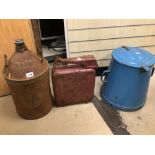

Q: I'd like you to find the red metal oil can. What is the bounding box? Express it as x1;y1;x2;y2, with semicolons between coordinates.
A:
52;56;98;106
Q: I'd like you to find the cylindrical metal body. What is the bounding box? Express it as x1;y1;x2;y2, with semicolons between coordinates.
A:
5;68;52;119
100;46;155;111
3;39;53;119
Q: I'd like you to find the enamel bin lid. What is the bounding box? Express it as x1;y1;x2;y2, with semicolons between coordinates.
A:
112;46;155;68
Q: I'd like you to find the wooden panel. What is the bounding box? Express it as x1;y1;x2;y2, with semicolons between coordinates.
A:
0;19;36;96
65;19;155;67
69;52;111;67
143;46;155;54
68;25;155;42
64;19;70;57
70;46;155;67
97;59;110;67
31;20;42;56
67;19;155;30
97;46;155;67
70;46;155;61
68;37;155;53
70;51;111;67
70;50;112;60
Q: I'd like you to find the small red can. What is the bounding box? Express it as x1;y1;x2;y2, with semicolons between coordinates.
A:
52;55;98;106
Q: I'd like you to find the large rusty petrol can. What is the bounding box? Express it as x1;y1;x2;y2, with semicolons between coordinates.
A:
3;39;53;119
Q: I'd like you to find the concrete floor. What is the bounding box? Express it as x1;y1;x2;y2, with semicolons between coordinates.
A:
0;74;155;135
95;75;155;135
119;74;155;134
0;95;112;135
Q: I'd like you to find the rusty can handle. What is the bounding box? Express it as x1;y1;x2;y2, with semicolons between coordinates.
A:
4;54;8;67
56;57;86;67
2;54;8;73
52;57;61;73
52;56;85;73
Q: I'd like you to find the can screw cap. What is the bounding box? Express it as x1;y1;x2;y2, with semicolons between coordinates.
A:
15;39;24;45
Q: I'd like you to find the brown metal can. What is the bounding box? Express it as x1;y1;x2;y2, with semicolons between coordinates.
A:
3;39;53;119
52;56;97;106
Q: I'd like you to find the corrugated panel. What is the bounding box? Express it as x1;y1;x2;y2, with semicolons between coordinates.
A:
70;50;112;60
143;46;155;54
68;25;155;42
69;46;155;61
97;59;110;67
69;36;155;53
67;19;155;30
65;19;155;67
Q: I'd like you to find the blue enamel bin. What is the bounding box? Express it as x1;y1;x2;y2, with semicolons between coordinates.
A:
100;46;155;111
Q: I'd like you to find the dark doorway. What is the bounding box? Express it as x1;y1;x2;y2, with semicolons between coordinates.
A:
38;19;66;62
